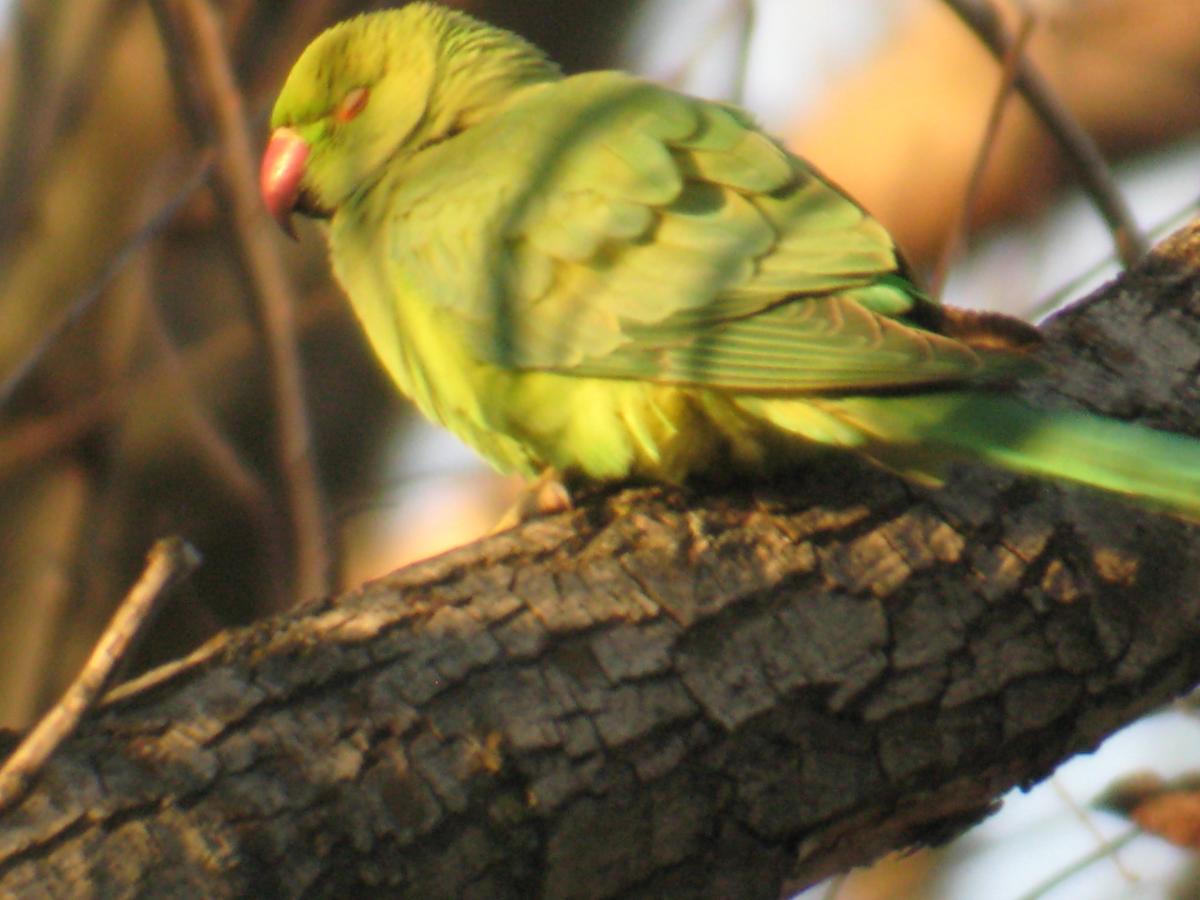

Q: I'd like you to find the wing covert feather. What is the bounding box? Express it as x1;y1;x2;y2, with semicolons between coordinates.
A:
397;71;1019;392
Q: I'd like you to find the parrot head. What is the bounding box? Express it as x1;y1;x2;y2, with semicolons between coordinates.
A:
260;2;560;236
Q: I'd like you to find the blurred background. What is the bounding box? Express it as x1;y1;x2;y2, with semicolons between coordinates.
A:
0;0;1198;896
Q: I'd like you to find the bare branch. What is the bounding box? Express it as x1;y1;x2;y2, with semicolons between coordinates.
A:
0;291;341;480
136;254;292;610
149;0;332;602
0;0;135;255
939;0;1148;267
930;8;1035;298
0;537;199;812
0;154;213;411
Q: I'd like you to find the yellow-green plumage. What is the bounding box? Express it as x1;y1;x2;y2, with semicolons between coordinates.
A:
265;3;1200;516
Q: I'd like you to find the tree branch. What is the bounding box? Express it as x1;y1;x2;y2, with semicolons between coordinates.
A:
1;224;1199;898
939;0;1149;267
149;0;332;603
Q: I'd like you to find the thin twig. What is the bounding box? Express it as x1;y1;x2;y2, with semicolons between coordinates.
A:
1050;777;1138;884
658;0;754;94
137;257;293;609
0;153;214;412
0;393;117;474
0;0;61;249
0;0;135;257
149;0;332;602
929;8;1035;297
0;290;342;479
1;467;90;726
730;0;756;107
1024;194;1200;321
1011;828;1140;900
939;0;1148;267
0;537;200;813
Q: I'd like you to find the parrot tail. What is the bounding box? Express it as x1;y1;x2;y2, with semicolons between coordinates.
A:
754;391;1200;519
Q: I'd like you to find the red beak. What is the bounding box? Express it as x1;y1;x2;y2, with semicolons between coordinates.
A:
260;127;309;239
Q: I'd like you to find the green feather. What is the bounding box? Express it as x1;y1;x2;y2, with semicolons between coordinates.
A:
266;3;1200;518
811;392;1200;516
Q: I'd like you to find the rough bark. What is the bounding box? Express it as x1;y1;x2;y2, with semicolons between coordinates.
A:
2;225;1200;898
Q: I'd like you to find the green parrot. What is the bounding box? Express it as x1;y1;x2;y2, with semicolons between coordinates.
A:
260;2;1200;517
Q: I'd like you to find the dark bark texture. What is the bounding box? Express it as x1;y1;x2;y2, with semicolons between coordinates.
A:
2;224;1200;898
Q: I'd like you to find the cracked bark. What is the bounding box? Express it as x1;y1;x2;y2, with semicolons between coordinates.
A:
2;224;1200;899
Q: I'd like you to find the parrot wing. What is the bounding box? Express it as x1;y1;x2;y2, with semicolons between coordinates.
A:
399;72;1029;393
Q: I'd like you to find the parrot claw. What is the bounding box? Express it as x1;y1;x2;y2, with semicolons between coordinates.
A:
491;469;572;533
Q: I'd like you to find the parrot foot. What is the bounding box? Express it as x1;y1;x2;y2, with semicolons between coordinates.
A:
491;469;573;533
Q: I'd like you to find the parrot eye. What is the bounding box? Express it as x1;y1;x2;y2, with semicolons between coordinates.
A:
334;87;370;123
